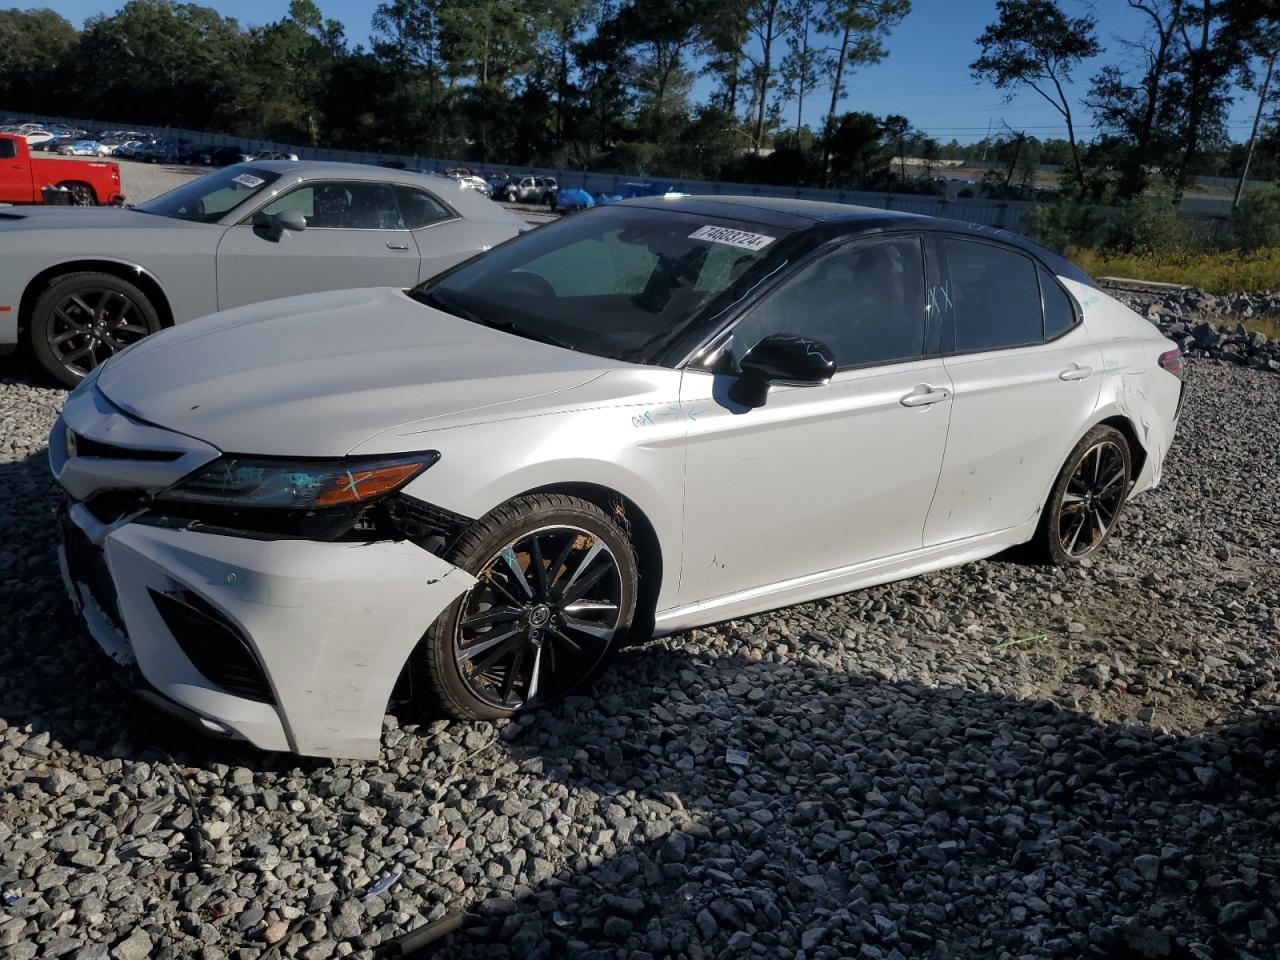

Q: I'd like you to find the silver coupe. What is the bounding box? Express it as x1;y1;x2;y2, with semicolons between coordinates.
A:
0;161;526;385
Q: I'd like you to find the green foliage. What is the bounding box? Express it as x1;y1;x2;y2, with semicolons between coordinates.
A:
1070;246;1280;304
1024;190;1107;252
1104;189;1192;255
1232;190;1280;251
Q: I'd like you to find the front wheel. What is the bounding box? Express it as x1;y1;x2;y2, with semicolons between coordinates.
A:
29;272;162;387
1034;425;1132;564
416;494;638;720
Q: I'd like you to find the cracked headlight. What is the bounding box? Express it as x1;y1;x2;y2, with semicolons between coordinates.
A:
161;453;439;509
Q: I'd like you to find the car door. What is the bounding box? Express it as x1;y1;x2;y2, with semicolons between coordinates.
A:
679;234;953;606
0;137;32;201
215;179;422;311
923;236;1104;546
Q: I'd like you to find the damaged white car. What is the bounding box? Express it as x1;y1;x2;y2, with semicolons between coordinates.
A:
50;197;1185;759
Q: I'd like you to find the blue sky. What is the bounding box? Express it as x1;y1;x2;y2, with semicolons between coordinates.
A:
51;0;1262;143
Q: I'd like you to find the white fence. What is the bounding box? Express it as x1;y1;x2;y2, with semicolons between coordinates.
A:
6;109;1235;228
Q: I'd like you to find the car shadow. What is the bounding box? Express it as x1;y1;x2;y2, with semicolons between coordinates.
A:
414;639;1279;959
0;435;1277;958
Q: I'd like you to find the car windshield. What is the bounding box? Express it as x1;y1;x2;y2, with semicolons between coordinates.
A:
415;205;790;364
135;167;282;223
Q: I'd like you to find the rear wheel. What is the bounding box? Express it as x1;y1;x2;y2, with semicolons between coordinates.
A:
58;182;95;206
417;494;637;720
29;272;162;387
1035;425;1132;564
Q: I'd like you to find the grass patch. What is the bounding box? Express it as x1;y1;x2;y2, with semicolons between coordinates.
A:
1069;246;1280;297
1069;246;1280;340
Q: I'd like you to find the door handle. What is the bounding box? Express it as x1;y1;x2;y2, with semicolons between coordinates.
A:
386;242;410;251
900;385;951;407
1059;364;1093;381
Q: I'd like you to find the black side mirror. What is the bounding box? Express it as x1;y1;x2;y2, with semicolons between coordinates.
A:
730;333;837;408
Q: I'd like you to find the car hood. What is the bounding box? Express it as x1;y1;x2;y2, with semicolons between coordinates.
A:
0;207;210;232
97;287;622;457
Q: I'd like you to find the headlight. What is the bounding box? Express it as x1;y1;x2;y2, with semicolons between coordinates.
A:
161;453;439;509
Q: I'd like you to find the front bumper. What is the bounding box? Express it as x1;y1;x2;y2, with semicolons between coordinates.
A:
50;386;476;759
59;501;474;759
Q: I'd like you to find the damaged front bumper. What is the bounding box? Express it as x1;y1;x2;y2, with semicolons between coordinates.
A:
50;388;475;760
58;501;474;759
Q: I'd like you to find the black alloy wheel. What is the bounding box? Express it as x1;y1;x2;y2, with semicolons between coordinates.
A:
30;272;162;387
1038;425;1132;564
454;525;624;709
418;494;638;720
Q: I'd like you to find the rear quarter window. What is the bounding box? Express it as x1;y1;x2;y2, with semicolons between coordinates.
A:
1039;265;1078;339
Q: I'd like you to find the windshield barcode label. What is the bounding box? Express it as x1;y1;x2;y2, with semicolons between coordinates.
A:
688;225;776;251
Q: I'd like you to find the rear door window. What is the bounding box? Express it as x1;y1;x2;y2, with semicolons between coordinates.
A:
943;238;1043;352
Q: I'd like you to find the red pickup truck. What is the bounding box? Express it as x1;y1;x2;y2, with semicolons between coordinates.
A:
0;133;124;206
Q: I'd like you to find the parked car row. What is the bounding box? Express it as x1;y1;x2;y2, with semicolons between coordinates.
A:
0;121;303;167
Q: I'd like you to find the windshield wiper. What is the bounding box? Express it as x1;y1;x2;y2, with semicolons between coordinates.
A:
417;287;484;324
417;288;574;351
476;317;575;351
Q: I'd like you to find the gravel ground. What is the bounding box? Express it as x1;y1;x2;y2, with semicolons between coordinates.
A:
0;356;1277;960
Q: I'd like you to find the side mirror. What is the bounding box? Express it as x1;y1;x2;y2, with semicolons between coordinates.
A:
273;209;306;233
729;333;837;408
254;208;306;240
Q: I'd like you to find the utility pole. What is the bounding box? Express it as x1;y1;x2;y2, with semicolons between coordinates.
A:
980;117;992;162
1234;50;1276;209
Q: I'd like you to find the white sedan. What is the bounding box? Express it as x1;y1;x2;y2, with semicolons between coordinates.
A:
50;197;1184;759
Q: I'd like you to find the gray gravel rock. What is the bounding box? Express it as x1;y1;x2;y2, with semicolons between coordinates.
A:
1107;282;1280;371
0;353;1278;960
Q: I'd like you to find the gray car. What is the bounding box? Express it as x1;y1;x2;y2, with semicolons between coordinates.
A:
0;161;526;385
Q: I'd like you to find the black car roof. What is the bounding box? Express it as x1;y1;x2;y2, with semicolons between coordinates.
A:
617;194;1096;288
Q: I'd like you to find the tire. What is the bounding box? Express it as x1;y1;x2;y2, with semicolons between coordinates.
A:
416;493;638;720
58;182;96;206
1034;425;1132;565
29;272;163;387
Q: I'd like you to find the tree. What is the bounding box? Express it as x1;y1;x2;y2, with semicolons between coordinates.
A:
825;110;886;187
248;0;347;143
0;9;77;111
971;0;1100;189
1088;0;1186;198
881;112;910;181
72;1;252;128
1167;0;1247;196
818;0;910;184
743;0;791;153
779;0;821;152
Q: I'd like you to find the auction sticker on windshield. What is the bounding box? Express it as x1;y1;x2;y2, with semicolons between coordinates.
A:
232;173;265;189
688;225;776;251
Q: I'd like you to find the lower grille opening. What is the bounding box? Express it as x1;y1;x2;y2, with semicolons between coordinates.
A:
62;515;125;631
148;588;275;704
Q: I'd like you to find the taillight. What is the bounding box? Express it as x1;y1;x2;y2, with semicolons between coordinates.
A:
1158;348;1184;380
